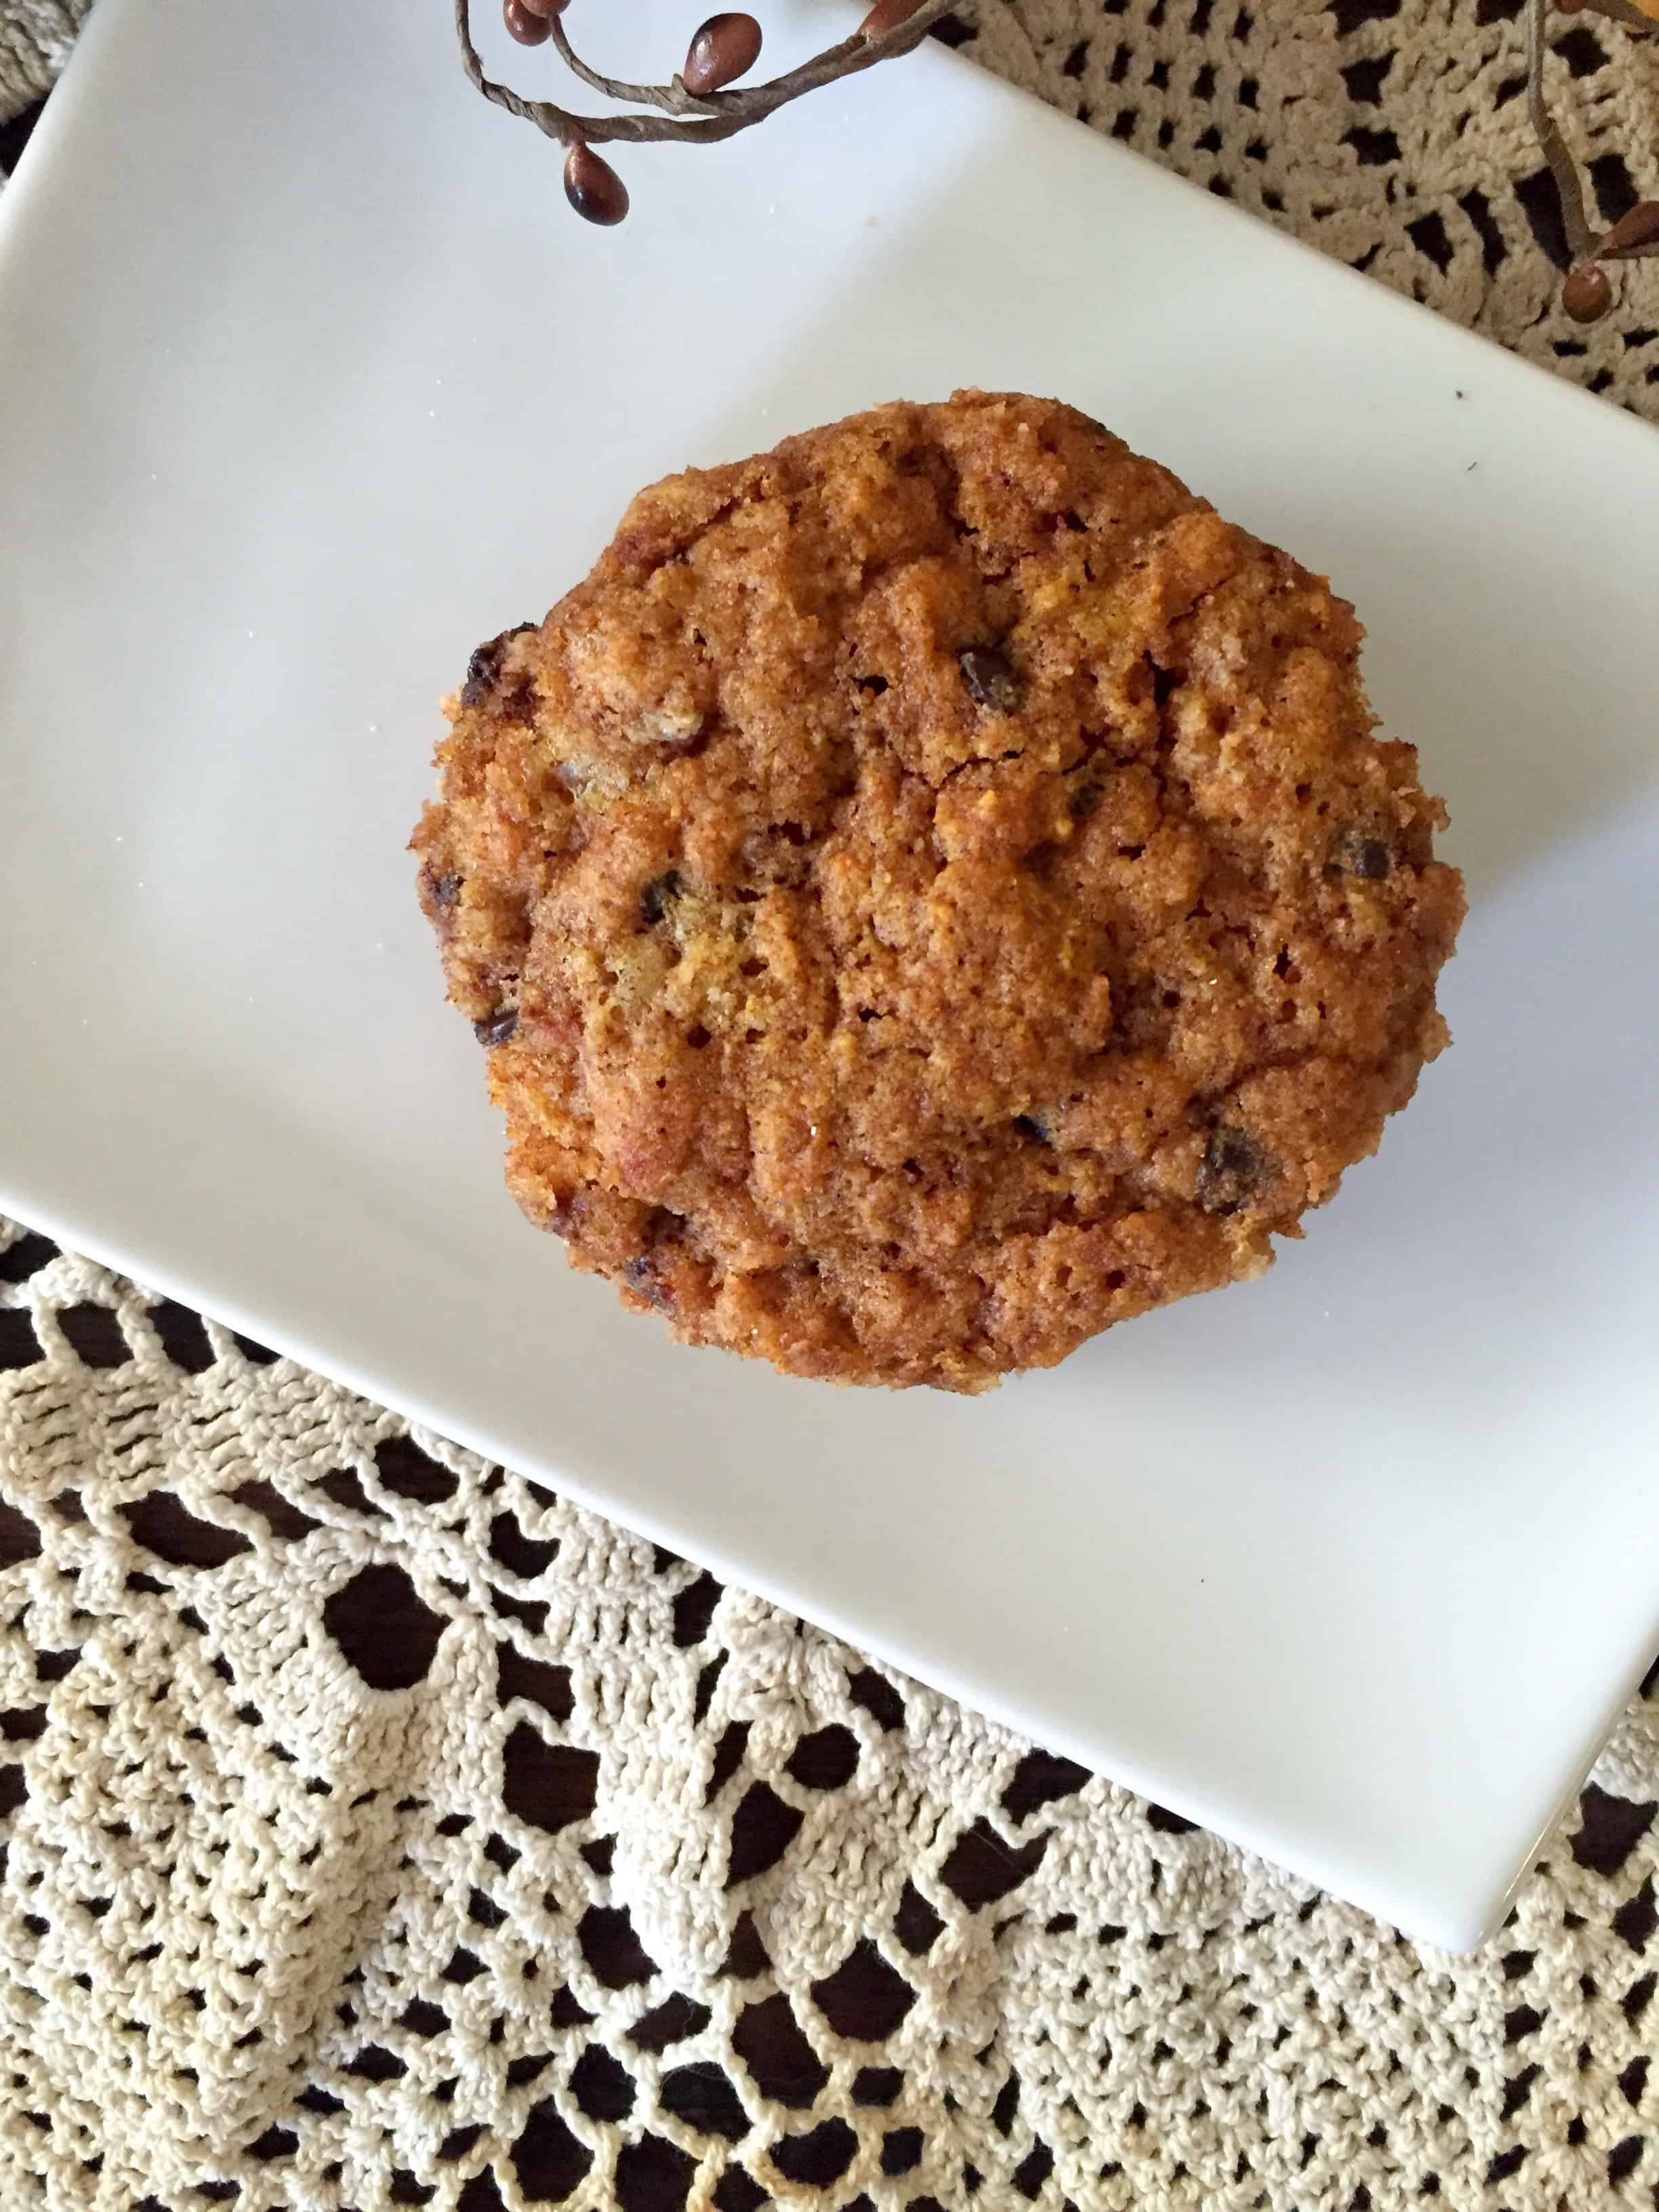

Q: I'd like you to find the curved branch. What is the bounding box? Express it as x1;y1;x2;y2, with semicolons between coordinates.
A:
456;0;959;152
546;16;722;114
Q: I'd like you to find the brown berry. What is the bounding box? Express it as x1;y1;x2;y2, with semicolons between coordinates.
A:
859;0;925;31
564;144;630;227
504;0;552;41
518;0;569;13
682;13;764;95
1597;201;1659;259
1562;262;1612;325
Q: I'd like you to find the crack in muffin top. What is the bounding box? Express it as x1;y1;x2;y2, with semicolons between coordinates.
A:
413;392;1465;1390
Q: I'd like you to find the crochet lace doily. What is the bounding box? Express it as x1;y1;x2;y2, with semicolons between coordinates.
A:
3;5;1659;2209
3;1227;1658;2212
952;0;1659;421
0;0;83;131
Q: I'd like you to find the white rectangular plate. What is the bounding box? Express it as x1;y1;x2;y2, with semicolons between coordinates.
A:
3;0;1657;1952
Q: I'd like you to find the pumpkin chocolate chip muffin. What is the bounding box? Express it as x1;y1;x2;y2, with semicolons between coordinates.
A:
412;392;1465;1391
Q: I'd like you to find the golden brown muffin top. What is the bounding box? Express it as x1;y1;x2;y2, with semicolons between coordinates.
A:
413;392;1464;1389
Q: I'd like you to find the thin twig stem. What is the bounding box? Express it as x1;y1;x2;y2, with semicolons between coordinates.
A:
1526;0;1595;265
457;0;958;151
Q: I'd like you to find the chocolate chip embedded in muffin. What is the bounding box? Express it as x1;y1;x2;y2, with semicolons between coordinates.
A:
640;871;684;926
1328;829;1394;881
473;1009;519;1048
460;622;537;710
958;644;1023;713
1197;1127;1273;1218
417;864;464;936
411;391;1465;1390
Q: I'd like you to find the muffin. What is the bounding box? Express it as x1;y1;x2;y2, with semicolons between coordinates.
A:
412;392;1465;1391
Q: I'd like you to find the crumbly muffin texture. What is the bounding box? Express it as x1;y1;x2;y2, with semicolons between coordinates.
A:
413;392;1465;1391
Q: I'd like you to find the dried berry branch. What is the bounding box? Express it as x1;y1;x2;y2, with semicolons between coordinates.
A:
468;0;1657;323
456;0;956;223
1530;0;1659;320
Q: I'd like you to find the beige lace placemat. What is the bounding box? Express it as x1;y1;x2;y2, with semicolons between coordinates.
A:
3;6;1658;2210
0;0;81;128
955;0;1659;420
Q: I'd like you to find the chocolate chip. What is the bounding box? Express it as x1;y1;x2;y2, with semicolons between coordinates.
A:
958;645;1023;713
500;678;538;728
1012;1114;1050;1143
1329;832;1393;881
420;865;463;918
1068;782;1102;821
623;1233;682;1311
474;1010;518;1048
640;871;684;926
1197;1126;1271;1217
461;623;536;710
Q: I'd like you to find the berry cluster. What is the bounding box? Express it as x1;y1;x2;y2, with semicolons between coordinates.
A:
456;0;950;228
